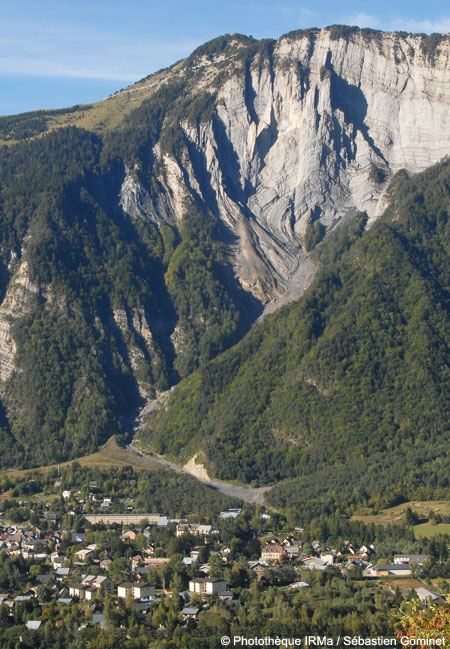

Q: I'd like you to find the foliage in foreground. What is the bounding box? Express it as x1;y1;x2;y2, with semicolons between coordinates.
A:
395;596;450;640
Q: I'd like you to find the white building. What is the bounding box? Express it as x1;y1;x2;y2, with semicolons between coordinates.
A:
117;582;155;600
189;578;227;595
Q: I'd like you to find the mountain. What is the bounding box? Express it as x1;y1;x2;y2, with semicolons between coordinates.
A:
0;26;449;468
141;159;450;518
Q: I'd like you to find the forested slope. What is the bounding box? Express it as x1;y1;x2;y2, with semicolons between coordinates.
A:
141;160;450;515
0;121;247;467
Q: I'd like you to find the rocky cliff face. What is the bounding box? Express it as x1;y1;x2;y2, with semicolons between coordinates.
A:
120;28;450;305
0;260;38;381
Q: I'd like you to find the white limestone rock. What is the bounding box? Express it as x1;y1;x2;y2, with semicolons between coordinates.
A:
145;29;450;304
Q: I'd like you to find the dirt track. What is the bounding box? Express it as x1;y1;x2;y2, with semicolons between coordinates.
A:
127;444;271;505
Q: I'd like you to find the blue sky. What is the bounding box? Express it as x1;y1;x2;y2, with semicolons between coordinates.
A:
1;0;450;116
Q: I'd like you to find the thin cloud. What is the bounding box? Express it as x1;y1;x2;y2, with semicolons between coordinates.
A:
344;12;382;29
0;29;199;81
389;17;450;34
0;11;200;81
342;11;450;34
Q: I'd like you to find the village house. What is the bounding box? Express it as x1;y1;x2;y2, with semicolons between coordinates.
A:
363;563;412;578
181;606;200;620
346;557;368;570
69;584;87;599
189;577;227;595
176;523;218;537
393;554;428;565
26;621;42;631
55;567;70;580
248;561;266;580
219;509;242;519
261;545;286;564
285;546;300;559
35;575;53;587
358;545;375;558
74;548;94;562
70;531;86;544
121;529;137;541
302;557;328;571
135;566;150;580
69;583;97;601
319;550;336;566
117;583;155;600
144;557;170;569
343;554;367;562
415;587;445;605
82;575;115;594
51;553;65;569
84;587;97;601
132;554;143;570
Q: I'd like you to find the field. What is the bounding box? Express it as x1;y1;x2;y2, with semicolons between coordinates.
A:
352;501;450;526
413;523;450;539
3;437;167;479
378;577;423;591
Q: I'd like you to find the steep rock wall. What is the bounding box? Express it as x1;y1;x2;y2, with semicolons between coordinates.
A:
124;29;450;305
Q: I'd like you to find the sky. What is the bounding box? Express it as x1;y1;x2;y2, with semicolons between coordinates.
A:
1;0;450;116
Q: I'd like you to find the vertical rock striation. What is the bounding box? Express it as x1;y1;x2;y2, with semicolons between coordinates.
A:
120;29;450;305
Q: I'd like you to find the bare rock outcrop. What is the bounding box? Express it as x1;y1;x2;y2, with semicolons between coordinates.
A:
121;29;450;305
0;260;38;381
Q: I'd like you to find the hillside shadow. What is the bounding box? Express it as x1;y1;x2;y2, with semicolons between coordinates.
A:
326;52;387;164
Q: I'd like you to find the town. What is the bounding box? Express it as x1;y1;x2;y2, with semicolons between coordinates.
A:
0;463;449;647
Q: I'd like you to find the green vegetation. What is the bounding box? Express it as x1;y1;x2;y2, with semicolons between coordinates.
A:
326;25;449;66
165;204;240;378
414;524;450;539
189;33;257;60
0;25;295;470
0;564;395;648
282;28;319;42
304;218;325;251
0;104;92;142
396;596;450;641
0;96;245;467
142;159;450;520
352;501;450;527
0;462;241;519
369;162;388;184
1;28;450;519
327;25;383;47
420;33;448;63
0;461;449;648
